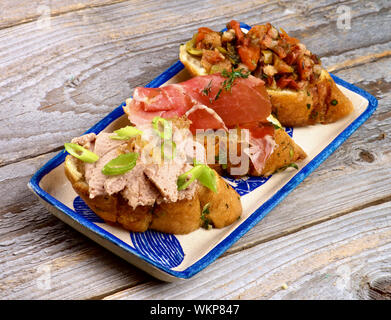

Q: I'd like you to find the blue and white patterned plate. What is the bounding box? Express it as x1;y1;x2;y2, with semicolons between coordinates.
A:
28;23;377;282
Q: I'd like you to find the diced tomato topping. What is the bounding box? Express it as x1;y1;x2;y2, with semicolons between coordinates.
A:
227;20;244;43
238;45;260;71
265;75;273;86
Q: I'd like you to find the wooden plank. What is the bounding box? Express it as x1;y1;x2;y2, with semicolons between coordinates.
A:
1;0;390;166
104;201;391;300
0;153;153;299
228;54;391;253
1;0;391;299
0;0;129;29
0;59;390;299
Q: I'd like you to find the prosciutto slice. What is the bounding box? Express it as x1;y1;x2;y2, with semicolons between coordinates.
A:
125;73;275;173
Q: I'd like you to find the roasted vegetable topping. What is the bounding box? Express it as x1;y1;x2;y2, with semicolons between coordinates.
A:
188;20;323;90
185;34;203;56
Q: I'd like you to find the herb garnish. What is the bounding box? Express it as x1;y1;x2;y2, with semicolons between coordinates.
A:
310;111;318;119
214;68;250;101
201;203;212;230
273;123;281;130
273;162;299;174
331;99;338;105
201;80;213;96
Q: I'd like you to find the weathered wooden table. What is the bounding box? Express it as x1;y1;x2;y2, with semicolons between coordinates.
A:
1;0;390;300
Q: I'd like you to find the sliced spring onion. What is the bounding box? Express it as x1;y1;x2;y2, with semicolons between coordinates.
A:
152;116;172;140
64;143;99;163
286;163;298;170
275;162;299;173
161;140;177;160
110;126;142;140
267;114;282;130
201;203;212;230
177;164;217;193
201;202;210;215
101;152;138;176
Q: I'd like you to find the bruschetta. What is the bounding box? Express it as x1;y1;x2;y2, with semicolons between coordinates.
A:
179;20;354;127
64;120;242;234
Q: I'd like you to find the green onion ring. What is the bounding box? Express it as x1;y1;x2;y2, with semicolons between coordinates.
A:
101;152;138;176
110;126;143;140
177;164;217;193
152;116;172;140
64;143;99;163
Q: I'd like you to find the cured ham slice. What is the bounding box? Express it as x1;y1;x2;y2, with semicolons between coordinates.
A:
125;73;275;173
239;123;276;174
126;74;271;129
185;104;227;132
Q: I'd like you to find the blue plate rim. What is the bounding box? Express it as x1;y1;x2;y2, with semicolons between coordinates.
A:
28;22;378;280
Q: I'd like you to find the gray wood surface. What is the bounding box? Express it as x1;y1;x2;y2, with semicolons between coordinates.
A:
0;0;390;300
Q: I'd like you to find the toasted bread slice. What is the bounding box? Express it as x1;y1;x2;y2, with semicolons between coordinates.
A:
257;127;306;176
268;70;353;127
208;123;307;177
65;155;152;231
180;44;207;77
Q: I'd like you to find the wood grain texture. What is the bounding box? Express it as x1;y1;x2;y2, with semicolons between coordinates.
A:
0;0;390;300
1;0;390;166
0;0;130;29
104;201;391;300
1;53;389;300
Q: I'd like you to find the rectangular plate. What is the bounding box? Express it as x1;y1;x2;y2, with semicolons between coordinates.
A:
28;23;377;282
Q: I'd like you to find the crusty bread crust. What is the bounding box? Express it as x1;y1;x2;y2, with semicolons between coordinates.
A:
65;155;151;231
179;47;353;127
64;154;242;234
179;44;207;77
258;128;306;176
268;70;354;127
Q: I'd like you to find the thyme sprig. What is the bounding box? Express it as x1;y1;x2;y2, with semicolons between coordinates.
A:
214;68;250;101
